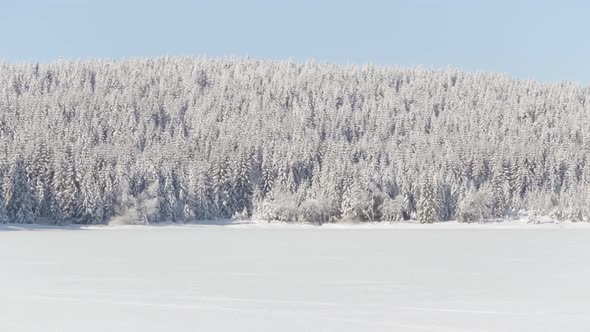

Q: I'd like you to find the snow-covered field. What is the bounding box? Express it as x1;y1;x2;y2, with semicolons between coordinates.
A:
2;222;590;332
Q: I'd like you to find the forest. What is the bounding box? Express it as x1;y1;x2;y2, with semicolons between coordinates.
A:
0;57;589;224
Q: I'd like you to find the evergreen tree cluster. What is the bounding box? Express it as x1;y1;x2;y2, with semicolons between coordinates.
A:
1;57;589;224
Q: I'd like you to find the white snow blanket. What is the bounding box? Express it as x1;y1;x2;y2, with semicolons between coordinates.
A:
1;222;589;331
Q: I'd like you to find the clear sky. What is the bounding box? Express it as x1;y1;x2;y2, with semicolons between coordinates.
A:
1;0;588;84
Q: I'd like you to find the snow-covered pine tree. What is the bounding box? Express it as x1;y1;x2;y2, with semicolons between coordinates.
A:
31;141;54;218
233;153;253;216
211;155;235;218
416;177;440;224
5;157;36;224
52;149;81;224
192;168;215;220
490;157;509;218
177;167;192;223
159;169;179;222
0;192;7;224
0;168;9;223
78;166;104;224
260;158;275;198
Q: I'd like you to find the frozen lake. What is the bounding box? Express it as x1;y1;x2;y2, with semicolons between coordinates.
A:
1;222;590;332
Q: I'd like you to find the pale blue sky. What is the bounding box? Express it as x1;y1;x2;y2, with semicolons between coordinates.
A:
1;0;588;83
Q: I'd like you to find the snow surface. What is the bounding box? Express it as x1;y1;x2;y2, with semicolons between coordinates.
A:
1;221;590;332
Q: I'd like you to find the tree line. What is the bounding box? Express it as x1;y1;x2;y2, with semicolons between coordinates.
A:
0;57;589;224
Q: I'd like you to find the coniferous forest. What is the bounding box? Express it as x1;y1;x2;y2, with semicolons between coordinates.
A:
1;57;589;225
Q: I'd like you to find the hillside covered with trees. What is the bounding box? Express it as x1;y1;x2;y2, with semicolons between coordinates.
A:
0;57;589;224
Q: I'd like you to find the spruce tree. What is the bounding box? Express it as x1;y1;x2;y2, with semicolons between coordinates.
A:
5;158;36;224
416;178;439;224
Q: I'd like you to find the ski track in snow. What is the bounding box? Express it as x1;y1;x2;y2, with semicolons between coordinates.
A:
1;222;590;331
